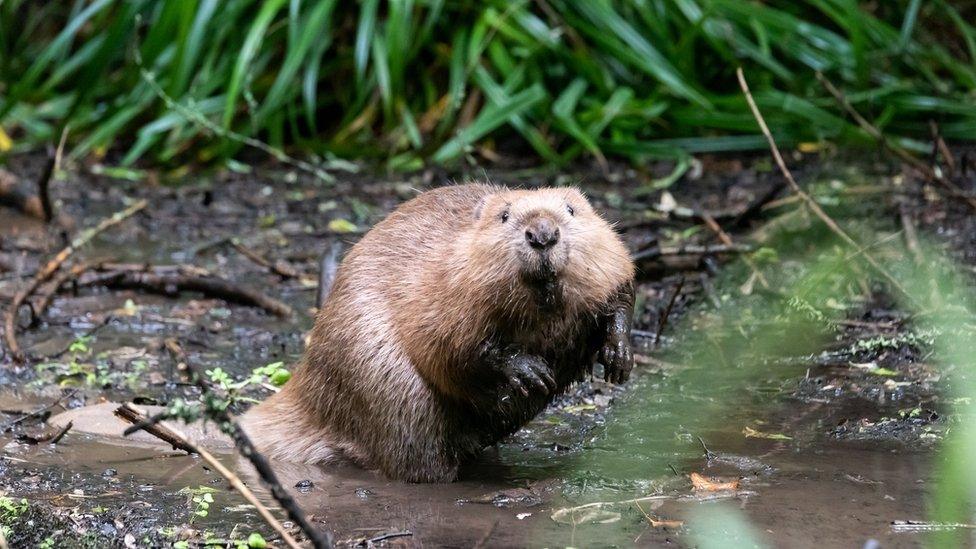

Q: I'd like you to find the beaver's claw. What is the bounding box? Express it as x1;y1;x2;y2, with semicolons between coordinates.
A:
599;326;633;384
502;354;556;398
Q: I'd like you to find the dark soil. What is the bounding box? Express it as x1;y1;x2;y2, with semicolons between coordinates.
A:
1;147;973;547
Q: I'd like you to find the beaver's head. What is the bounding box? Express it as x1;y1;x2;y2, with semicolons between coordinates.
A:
465;187;634;313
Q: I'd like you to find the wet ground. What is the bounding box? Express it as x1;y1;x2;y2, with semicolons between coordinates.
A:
0;149;972;547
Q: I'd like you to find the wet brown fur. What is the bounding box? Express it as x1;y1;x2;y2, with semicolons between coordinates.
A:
240;183;634;482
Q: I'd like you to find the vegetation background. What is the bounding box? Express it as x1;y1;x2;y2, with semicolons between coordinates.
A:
1;0;973;172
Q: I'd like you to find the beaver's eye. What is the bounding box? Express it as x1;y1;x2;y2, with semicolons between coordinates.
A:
501;210;509;223
566;204;575;216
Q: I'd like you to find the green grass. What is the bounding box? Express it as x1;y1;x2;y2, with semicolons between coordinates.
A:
0;1;974;169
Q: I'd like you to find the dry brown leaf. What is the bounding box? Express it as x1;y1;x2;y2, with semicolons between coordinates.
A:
689;472;740;492
649;518;684;529
743;426;793;440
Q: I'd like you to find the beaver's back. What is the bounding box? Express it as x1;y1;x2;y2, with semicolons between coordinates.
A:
243;185;498;480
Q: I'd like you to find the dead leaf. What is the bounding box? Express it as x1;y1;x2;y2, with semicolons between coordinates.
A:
650;518;684;529
689;472;739;492
551;505;621;525
742;426;793;440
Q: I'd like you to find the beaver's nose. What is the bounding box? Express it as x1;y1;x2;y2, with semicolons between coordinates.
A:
525;218;559;250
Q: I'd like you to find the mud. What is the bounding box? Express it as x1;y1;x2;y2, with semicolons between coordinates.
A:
0;150;972;547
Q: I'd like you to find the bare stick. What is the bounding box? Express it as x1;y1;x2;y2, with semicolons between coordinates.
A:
632;242;753;262
653;277;684;349
33;259;105;321
699;209;768;289
0;390;76;433
231;240;309;281
815;72;976;211
35;127;68;223
162;348;333;548
114;404;305;549
48;420;72;445
3;199;147;361
80;267;293;317
736;68;912;303
164;337;191;382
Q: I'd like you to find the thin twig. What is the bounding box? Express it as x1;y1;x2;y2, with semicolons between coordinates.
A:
698;436;715;460
737;68;912;304
79;266;293;317
653;277;685;349
114;404;304;549
632;242;753;262
164;337;191;382
170;347;333;548
33;259;105;322
3;199;147;362
35;126;68;223
231;240;309;281
699;208;768;289
0;390;76;434
48;420;72;444
362;531;413;546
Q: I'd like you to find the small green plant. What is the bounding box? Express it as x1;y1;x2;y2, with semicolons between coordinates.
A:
241;533;267;549
205;362;292;408
179;486;217;523
67;334;94;354
0;495;28;540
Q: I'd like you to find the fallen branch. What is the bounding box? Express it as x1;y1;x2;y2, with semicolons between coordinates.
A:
35;128;68;223
360;531;413;546
48;420;72;445
653;277;684;349
120;345;334;548
699;209;768;289
231;240;310;281
3;199;147;362
0;390;76;434
815;72;976;211
632;242;753;262
114;404;305;549
736;68;912;304
164;337;191;382
33;259;105;322
79;265;293;318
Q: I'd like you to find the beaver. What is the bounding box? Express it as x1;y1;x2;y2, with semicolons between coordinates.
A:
240;183;635;482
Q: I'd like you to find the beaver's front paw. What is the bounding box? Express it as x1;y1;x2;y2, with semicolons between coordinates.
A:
501;353;556;398
599;320;633;384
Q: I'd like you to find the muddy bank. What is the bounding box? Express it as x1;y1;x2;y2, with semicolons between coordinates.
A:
0;149;971;547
